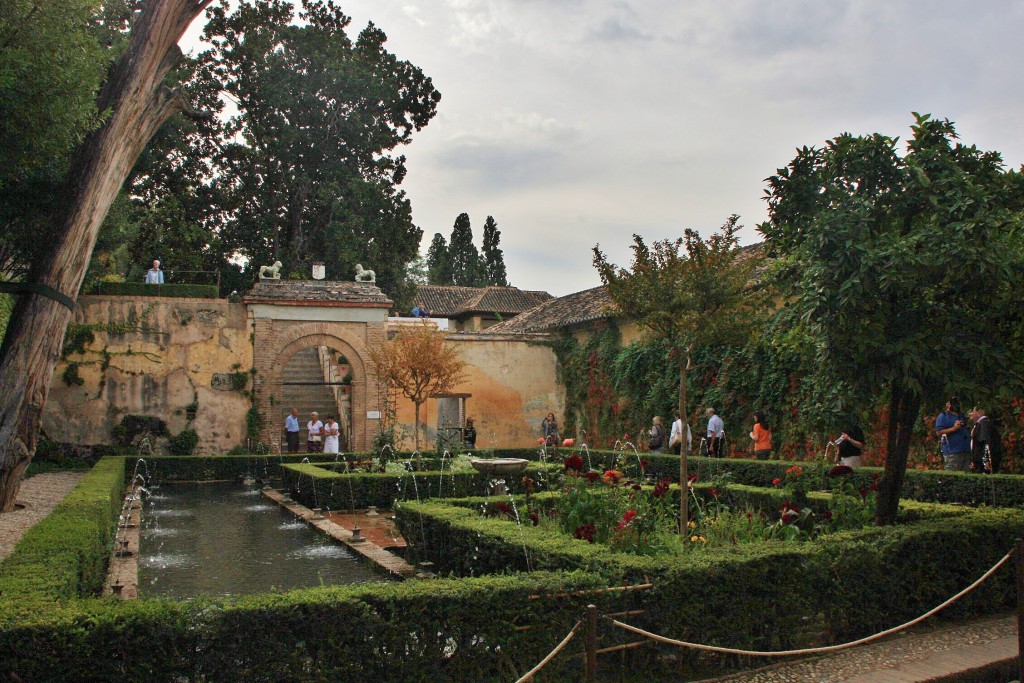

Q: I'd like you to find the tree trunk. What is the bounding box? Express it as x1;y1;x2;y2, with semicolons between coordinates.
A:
0;0;213;512
413;400;421;452
875;382;921;525
678;357;689;532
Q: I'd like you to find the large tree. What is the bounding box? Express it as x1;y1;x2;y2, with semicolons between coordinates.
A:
193;0;439;296
593;216;763;528
426;232;452;286
481;215;509;287
760;113;1024;525
367;321;467;450
0;0;214;511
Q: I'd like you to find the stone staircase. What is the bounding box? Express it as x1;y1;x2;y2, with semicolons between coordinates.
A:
280;347;342;446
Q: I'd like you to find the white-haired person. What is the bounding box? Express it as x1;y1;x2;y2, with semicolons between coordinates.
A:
145;259;164;284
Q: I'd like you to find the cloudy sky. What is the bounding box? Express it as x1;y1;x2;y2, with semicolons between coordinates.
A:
186;2;1024;296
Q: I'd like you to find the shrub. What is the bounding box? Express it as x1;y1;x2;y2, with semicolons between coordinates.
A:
168;429;199;455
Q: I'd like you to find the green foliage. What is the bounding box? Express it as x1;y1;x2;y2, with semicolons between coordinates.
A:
447;212;482;286
0;292;13;344
480;215;509;286
760;113;1024;523
92;282;219;298
245;407;264;441
425;232;452;286
111;415;169;447
168;429;199;455
230;371;249;392
61;362;85;387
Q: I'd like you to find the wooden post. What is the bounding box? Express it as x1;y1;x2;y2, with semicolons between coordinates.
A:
584;604;598;683
1016;539;1024;683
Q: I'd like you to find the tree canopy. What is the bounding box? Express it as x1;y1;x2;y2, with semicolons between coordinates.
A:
427;213;509;287
594;216;763;527
760;113;1024;524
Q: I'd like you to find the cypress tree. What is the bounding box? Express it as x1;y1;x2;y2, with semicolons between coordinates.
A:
426;232;452;285
481;215;509;286
447;213;482;286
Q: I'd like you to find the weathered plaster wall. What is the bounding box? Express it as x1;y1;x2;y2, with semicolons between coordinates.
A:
392;333;563;450
44;296;252;453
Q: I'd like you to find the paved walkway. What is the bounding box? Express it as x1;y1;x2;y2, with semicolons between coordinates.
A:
703;613;1018;683
0;470;86;562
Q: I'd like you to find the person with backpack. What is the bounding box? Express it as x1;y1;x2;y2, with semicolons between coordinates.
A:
648;416;666;454
970;406;1002;473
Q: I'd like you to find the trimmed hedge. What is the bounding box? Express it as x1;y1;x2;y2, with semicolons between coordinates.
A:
137;454;341;482
394;489;1022;650
92;282;219;298
281;462;559;511
0;457;125;608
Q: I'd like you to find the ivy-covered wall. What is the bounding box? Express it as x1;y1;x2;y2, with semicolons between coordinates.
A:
551;322;1024;472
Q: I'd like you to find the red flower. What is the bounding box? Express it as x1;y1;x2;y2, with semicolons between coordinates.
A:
603;469;623;484
623;434;630;440
688;474;699;486
495;502;513;516
562;438;575;447
563;455;584;473
529;512;540;526
828;465;853;478
574;524;596;542
537;437;547;445
652;479;671;498
617;509;638;529
786;465;804;476
640;459;650;471
708;487;719;499
585;471;600;483
772;478;782;486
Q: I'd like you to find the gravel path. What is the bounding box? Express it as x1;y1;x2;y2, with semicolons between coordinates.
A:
0;471;87;563
702;614;1017;682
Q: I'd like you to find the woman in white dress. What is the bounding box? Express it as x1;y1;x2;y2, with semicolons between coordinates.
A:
322;415;340;454
306;411;324;453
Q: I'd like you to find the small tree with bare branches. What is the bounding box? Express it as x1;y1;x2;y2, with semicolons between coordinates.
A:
368;322;467;451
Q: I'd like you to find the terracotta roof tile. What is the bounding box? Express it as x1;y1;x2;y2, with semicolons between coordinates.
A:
485;286;618;334
414;285;552;317
244;280;392;306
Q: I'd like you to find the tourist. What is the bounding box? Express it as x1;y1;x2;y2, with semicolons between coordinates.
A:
323;416;340;454
750;411;772;460
285;407;300;454
144;259;164;284
970;406;1001;474
541;412;560;447
835;421;866;468
706;407;725;458
463;417;477;449
306;411;324;453
669;410;691;454
648;416;666;454
411;303;432;317
935;397;970;471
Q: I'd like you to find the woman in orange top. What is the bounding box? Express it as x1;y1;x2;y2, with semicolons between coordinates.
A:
750;411;772;460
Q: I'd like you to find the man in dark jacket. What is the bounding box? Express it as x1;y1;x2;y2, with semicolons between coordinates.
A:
970;406;1002;473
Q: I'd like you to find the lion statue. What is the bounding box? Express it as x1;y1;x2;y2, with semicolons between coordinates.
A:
258;261;283;279
354;263;376;283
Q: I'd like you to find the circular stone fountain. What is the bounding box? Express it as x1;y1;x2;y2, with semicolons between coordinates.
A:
470;458;529;496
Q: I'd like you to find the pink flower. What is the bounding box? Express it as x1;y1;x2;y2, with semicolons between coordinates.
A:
562;438;575;447
537;437;547;445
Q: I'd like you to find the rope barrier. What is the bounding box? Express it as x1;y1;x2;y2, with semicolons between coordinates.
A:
515;621;581;683
608;550;1013;658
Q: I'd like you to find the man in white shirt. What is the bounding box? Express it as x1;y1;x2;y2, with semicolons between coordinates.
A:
706;407;725;458
669;410;692;455
284;407;300;453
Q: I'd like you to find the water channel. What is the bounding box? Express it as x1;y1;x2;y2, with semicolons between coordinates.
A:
139;481;382;598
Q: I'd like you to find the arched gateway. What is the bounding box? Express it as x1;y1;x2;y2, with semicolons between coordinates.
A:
245;280;391;452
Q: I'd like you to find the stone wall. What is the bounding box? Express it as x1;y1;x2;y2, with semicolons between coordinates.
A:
44;296;253;453
391;333;564;451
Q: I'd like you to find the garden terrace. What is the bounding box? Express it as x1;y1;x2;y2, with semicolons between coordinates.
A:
280;461;560;511
394;485;1021;651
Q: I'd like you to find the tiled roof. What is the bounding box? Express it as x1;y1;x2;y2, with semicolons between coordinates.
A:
485;286;618;334
414;285;552;317
244;280;392;306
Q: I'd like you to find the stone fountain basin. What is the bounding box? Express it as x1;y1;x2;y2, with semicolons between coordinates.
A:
470;458;530;475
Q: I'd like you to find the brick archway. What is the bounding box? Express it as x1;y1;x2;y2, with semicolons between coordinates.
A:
252;319;385;451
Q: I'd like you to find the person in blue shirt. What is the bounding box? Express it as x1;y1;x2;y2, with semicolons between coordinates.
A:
410;303;432;318
284;407;300;453
935;396;970;471
144;259;164;284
